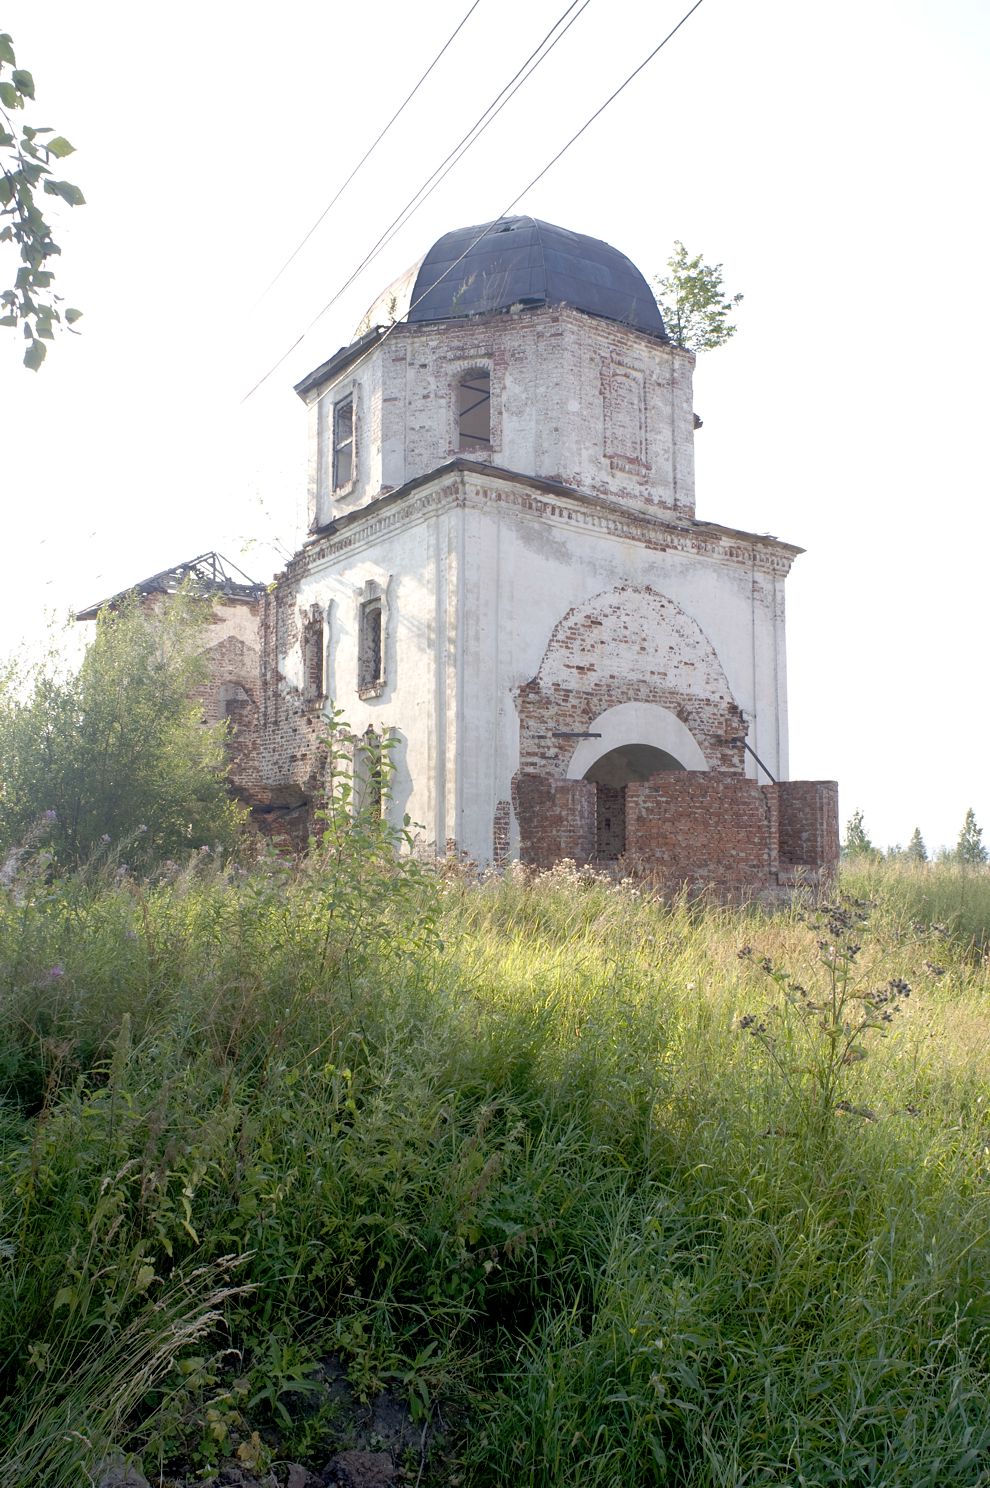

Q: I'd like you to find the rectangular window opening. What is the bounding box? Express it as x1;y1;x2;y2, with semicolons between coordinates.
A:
458;371;491;450
303;618;325;701
333;395;354;490
358;598;383;692
367;731;383;818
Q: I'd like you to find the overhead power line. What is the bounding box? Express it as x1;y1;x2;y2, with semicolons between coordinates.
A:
293;0;707;426
253;0;485;306
242;0;593;403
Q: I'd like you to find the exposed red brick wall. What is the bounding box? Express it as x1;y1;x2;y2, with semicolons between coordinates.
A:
772;780;840;873
514;775;596;869
258;587;327;808
594;783;626;860
625;772;777;892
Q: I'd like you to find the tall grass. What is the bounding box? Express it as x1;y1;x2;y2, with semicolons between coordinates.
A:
843;855;990;950
1;854;988;1484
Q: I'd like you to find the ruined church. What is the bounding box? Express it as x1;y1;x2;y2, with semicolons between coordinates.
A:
80;217;838;892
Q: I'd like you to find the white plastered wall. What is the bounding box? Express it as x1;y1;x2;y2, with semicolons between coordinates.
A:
453;482;790;863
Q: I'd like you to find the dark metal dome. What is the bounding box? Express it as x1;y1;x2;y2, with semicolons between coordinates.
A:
406;217;667;338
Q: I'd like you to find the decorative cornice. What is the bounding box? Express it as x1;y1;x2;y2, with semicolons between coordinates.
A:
277;460;801;584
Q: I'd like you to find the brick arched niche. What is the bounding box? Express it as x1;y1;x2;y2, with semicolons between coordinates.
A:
516;585;745;778
512;586;746;867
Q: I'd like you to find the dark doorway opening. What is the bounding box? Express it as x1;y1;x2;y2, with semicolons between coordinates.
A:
584;743;684;861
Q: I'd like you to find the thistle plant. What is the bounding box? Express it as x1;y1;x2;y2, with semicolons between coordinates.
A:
737;898;911;1135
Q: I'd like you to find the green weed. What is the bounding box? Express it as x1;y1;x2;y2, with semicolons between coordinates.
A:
0;855;987;1484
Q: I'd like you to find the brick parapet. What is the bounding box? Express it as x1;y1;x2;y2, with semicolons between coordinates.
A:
514;774;596;869
625;772;778;892
772;780;840;873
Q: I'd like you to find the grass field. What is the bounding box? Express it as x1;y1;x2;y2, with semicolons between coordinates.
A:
1;848;989;1486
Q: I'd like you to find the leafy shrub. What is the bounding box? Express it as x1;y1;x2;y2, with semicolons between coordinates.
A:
0;588;243;870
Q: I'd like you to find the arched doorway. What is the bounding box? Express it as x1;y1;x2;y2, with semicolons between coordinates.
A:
584;743;684;861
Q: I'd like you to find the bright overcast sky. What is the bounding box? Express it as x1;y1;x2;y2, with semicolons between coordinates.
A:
2;0;988;853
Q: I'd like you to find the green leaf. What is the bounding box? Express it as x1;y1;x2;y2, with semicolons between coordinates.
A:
23;337;46;370
0;314;17;327
46;135;75;158
0;35;16;67
11;70;34;100
0;80;20;109
64;307;83;324
43;178;85;206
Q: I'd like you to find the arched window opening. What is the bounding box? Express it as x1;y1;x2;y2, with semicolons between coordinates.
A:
458;370;491;450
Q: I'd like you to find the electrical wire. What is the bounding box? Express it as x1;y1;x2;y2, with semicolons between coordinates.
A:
294;0;707;427
241;0;593;403
253;0;485;306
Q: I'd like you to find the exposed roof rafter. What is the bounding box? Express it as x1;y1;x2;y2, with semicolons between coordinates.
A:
76;552;265;621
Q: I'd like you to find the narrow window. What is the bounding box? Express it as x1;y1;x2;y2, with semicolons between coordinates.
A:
458;370;491;450
363;727;383;818
302;609;325;701
358;598;383;692
333;395;354;490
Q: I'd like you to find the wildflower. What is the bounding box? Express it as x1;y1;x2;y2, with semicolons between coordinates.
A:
737;946;753;960
47;965;64;980
100;833;111;845
136;824;147;834
42;809;57;823
923;960;946;978
835;1100;877;1121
